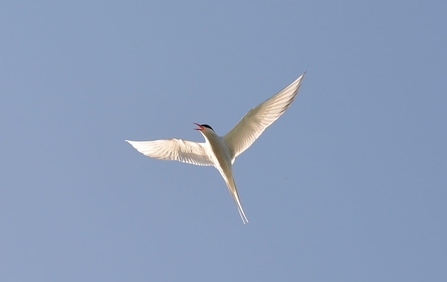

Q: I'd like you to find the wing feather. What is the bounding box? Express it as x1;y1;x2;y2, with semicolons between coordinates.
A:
126;139;213;166
224;72;306;160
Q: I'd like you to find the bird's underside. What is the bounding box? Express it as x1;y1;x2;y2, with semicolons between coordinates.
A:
126;72;305;224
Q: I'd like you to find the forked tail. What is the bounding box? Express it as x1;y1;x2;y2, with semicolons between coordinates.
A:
225;177;249;224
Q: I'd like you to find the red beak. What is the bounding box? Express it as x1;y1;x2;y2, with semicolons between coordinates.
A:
193;123;203;131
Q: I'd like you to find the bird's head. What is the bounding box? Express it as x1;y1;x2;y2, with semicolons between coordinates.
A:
194;123;217;142
194;123;214;134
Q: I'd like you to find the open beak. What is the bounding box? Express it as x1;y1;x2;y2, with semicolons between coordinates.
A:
193;123;204;131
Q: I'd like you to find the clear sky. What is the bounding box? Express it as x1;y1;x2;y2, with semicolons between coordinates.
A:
1;1;446;281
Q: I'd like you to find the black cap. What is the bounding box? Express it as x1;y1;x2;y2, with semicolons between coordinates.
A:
201;124;214;131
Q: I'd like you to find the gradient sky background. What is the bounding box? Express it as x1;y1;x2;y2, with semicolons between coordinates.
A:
1;1;446;281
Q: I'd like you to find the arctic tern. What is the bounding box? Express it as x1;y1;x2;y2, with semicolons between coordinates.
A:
126;72;305;224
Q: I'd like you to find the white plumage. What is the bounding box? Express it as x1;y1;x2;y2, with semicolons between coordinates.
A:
126;72;306;224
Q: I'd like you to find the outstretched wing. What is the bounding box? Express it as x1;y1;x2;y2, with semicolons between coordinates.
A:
126;139;214;166
223;72;305;160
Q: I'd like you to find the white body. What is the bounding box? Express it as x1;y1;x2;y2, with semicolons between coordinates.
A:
126;72;306;224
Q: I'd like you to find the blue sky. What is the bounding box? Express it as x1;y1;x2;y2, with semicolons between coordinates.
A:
1;1;446;281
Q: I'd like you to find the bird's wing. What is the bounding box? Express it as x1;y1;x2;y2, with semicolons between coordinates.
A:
223;72;305;160
126;139;214;166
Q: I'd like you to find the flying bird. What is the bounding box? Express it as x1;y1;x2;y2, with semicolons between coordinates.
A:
126;72;306;224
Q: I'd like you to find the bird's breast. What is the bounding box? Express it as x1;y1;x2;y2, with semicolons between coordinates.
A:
207;136;232;171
